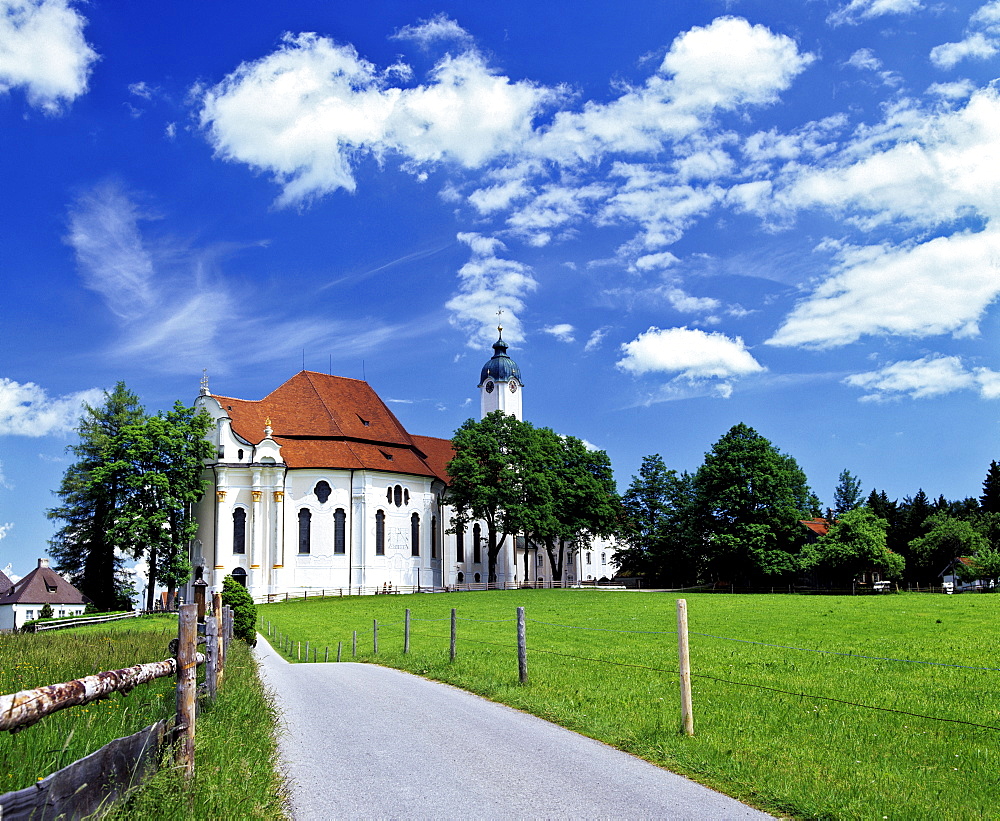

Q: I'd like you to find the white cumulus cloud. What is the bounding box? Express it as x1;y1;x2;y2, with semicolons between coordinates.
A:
617;326;764;382
844;355;1000;401
0;378;103;437
0;0;97;113
542;324;575;343
828;0;922;27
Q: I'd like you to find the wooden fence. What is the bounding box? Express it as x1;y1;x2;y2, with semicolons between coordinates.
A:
0;598;233;820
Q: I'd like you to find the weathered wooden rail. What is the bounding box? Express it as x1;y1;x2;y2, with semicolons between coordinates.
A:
0;598;234;820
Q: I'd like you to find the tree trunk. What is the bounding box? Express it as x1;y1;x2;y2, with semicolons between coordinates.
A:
145;545;158;611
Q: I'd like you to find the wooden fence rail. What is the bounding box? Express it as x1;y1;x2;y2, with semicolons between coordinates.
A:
0;601;234;820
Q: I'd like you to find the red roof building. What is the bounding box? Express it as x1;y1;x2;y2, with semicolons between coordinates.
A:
0;559;88;631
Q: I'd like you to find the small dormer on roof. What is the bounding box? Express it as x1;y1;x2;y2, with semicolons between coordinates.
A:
478;328;522;387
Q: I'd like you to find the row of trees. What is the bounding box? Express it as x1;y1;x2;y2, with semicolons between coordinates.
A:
446;411;619;583
47;383;213;611
618;423;1000;588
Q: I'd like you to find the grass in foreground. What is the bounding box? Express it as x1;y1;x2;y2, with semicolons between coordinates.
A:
0;616;287;820
260;590;1000;820
0;617;178;792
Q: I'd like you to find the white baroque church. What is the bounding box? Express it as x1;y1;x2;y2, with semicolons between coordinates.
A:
188;333;616;599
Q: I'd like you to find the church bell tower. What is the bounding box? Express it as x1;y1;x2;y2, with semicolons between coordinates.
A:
478;326;523;420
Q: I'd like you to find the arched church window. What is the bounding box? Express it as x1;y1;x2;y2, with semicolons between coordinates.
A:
334;509;346;554
298;509;311;554
404;488;410;505
237;449;244;460
233;508;246;555
586;552;591;565
457;571;464;583
431;516;438;559
387;487;392;503
232;567;247;588
536;554;543;568
375;510;385;556
455;524;465;563
314;481;332;504
601;553;607;565
474;572;481;584
394;485;402;507
473;523;482;564
411;513;420;556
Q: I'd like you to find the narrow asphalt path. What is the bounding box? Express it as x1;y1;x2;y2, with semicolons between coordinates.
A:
254;636;773;820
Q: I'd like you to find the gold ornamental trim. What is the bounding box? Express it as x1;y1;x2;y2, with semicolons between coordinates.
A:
250;564;260;569
216;490;227;501
272;564;283;568
273;491;284;502
252;490;262;502
214;565;225;570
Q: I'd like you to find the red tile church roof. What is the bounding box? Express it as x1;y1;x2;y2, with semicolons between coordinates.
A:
215;371;454;481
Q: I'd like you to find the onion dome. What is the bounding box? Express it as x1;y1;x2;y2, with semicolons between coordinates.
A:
478;330;522;386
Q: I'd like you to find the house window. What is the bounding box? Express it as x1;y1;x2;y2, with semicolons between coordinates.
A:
431;516;438;559
411;513;420;556
536;554;543;568
233;508;247;554
298;509;311;554
26;610;34;620
456;524;465;563
334;509;346;554
314;481;332;504
375;510;385;556
473;523;482;564
601;553;607;565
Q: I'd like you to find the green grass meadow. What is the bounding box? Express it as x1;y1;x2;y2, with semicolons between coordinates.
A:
0;615;286;819
259;590;1000;820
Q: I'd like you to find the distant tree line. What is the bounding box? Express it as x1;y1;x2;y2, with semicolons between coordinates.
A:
616;423;1000;589
47;383;213;611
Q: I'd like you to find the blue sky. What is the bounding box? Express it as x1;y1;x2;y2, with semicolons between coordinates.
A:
2;0;1000;575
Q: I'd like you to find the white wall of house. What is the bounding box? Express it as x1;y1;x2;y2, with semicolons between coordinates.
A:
0;602;87;631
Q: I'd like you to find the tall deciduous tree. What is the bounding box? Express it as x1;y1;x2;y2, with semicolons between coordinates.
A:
99;402;214;610
446;411;537;584
909;512;989;580
524;430;618;583
799;508;903;586
48;383;145;611
694;423;818;585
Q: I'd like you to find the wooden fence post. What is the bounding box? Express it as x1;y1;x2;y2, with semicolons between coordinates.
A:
213;593;224;687
517;606;528;685
306;640;310;661
205;607;219;701
352;630;357;657
373;619;378;655
450;608;457;661
677;598;694;737
175;604;198;779
404;609;411;654
324;646;329;663
337;642;342;662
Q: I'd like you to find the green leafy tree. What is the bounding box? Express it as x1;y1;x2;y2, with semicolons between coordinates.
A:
981;460;1000;514
48;382;145;611
909;512;989;580
799;508;903;586
39;603;54;620
833;469;864;516
524;429;618;583
222;574;257;645
446;411;538;584
99;402;214;610
694;423;818;585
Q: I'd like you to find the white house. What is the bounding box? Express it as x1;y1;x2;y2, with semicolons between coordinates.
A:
186;331;615;600
0;558;89;631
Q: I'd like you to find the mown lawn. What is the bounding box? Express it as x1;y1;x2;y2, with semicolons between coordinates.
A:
0;615;287;819
260;590;1000;820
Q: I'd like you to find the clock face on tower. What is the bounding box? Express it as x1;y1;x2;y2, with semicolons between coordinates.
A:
485;380;495;393
509;381;518;393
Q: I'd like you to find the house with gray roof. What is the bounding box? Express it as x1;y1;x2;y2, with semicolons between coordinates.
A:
0;558;89;631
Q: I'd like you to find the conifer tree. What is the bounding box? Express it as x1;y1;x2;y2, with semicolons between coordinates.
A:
981;460;1000;513
832;469;863;516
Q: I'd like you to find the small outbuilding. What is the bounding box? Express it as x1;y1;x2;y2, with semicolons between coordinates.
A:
0;558;89;631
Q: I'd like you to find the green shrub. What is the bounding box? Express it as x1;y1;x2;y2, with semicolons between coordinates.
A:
221;575;257;645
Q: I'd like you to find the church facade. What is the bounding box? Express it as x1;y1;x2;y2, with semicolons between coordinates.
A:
188;334;615;599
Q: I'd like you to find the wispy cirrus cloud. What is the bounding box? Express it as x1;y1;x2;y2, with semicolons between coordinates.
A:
66;181;405;373
0;0;98;113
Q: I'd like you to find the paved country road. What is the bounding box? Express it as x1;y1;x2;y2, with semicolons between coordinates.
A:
254;636;774;820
